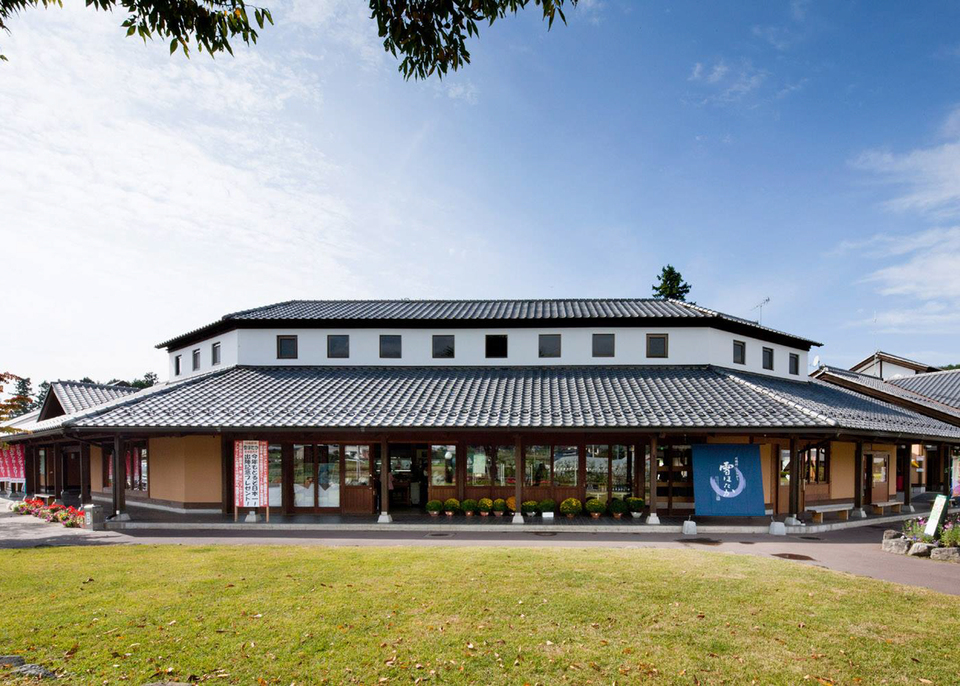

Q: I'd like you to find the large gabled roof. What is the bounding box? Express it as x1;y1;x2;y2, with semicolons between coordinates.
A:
888;369;960;408
46;364;958;441
849;350;941;375
37;380;140;422
156;299;822;351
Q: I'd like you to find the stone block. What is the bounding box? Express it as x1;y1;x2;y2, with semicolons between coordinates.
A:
930;547;960;563
907;542;936;557
881;538;911;554
11;664;56;679
0;656;25;667
882;529;903;540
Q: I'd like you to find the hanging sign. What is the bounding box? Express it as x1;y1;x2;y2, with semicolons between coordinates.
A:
234;440;269;509
692;444;765;517
924;494;949;538
0;444;25;483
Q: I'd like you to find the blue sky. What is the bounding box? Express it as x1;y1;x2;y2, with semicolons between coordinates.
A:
2;0;960;385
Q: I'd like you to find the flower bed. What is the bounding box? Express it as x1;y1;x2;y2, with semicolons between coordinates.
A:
881;513;960;562
11;499;85;528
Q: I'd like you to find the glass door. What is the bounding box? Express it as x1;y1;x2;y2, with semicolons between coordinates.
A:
317;445;340;509
293;444;316;510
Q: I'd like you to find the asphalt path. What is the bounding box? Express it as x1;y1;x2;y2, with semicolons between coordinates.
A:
3;512;958;595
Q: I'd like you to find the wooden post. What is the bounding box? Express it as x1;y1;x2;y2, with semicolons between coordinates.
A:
52;444;61;501
902;446;914;512
634;441;644;498
647;436;659;524
853;440;865;518
787;437;801;523
79;443;91;506
378;438;392;523
112;435;128;520
221;436;233;516
512;435;523;524
942;444;952;497
23;445;36;496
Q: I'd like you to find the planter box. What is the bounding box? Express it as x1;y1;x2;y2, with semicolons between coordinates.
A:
542;512;555;520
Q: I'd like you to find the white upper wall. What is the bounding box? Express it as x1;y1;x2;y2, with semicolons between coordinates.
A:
167;325;809;380
853;358;922;380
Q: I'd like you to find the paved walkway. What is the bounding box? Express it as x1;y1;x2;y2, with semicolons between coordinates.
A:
3;511;959;595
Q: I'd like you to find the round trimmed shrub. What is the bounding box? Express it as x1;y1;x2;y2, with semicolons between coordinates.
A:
461;498;478;513
478;497;493;513
521;500;538;515
559;497;582;516
443;498;461;513
609;498;628;515
506;496;517;513
625;496;645;513
538;499;556;514
425;499;443;513
585;498;607;515
492;498;507;512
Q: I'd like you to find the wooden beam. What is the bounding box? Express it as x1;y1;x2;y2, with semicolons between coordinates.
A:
23;445;36;496
221;436;233;515
788;436;800;517
112;435;126;517
853;440;864;513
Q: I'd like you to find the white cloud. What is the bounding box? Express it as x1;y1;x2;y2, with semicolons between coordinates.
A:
687;58;768;105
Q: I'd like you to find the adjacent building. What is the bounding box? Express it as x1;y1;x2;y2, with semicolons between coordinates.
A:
7;299;960;524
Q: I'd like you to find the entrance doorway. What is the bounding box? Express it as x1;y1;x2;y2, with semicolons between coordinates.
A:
384;444;430;510
868;452;890;504
292;444;341;511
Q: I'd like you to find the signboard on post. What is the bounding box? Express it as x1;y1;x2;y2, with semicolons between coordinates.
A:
233;440;269;521
924;494;948;538
692;444;765;517
0;444;25;484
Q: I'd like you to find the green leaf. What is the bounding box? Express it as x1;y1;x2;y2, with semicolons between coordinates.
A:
170;37;178;54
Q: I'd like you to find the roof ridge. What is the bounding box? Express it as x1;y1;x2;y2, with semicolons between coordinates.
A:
54;379;138;390
815;366;960;418
715;368;838;427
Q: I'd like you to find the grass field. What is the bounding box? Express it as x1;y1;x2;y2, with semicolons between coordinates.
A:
1;545;958;684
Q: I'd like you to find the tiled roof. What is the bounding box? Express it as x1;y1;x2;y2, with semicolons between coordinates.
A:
812;366;960;422
888;369;960;408
849;350;940;374
50;380;139;415
62;365;960;439
157;299;822;349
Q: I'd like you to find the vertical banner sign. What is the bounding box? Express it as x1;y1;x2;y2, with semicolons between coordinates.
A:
692;444;765;517
924;494;949;538
234;440;269;508
0;445;25;483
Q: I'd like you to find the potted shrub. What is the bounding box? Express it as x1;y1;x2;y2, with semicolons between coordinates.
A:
626;497;645;518
492;499;506;517
506;496;517;514
539;499;556;520
478;498;493;516
426;500;443;517
461;498;478;516
585;498;606;519
521;500;538;516
559;497;582;518
443;498;460;517
609;498;628;520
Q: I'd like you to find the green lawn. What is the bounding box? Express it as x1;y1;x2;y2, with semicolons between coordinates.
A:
1;545;958;684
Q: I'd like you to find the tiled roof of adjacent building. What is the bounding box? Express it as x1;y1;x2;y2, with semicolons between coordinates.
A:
888;369;960;408
48;380;140;416
54;364;959;439
849;350;941;374
156;299;822;350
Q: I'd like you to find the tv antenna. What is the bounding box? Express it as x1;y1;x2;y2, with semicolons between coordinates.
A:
751;297;770;325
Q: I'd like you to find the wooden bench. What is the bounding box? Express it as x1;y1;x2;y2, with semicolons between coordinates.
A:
870;500;902;515
806;503;854;523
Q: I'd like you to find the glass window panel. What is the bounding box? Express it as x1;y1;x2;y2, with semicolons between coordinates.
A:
789;353;800;375
611;445;632;497
174;355;181;375
538;334;561;358
268;443;283;507
212;342;221;365
380;335;402;359
493;446;516;487
192;349;200;371
318;445;340;507
524;445;551;486
277;335;298;359
779;449;791;486
430;445;456;486
293;444;314;507
646;334;668;358
327;335;350;358
593;334;615;358
553;446;579;487
733;340;746;365
466;446;492;486
139;447;149;491
485;334;508;359
872;455;887;483
763;347;774;370
344;445;370;486
585;444;609;503
432;335;455;359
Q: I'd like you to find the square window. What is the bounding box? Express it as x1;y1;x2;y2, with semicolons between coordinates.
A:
432;335;455;359
211;342;221;365
380;334;402;359
733;340;746;365
593;333;615;358
327;334;349;359
174;355;182;376
192;348;200;371
789;353;800;375
762;347;774;370
277;335;298;360
646;334;668;358
486;334;508;359
539;334;561;358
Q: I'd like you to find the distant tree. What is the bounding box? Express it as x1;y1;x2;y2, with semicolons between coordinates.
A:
9;377;33;417
1;0;577;79
1;372;31;439
652;265;692;301
80;376;96;383
33;380;50;411
133;371;159;389
941;363;960;370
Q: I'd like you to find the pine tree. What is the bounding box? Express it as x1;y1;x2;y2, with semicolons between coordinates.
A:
10;377;33;417
651;265;692;301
